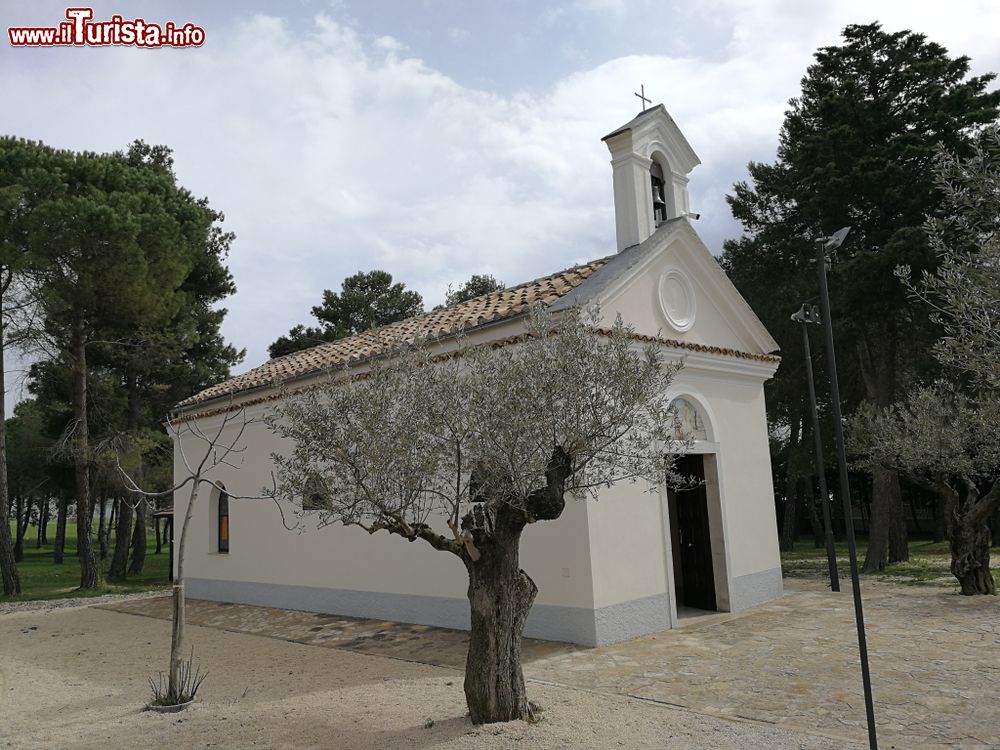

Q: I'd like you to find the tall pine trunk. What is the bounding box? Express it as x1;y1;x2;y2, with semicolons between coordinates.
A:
98;494;110;560
779;418;801;552
38;499;49;546
907;492;923;535
782;480;808;552
128;499;147;574
71;324;99;589
107;498;132;582
864;466;908;571
931;495;947;543
0;304;21;596
807;489;825;549
53;495;68;564
125;374;146;576
13;496;26;561
858;334;909;572
463;522;536;724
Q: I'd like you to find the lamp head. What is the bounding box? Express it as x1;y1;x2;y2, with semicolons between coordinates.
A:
790;303;822;324
818;226;851;250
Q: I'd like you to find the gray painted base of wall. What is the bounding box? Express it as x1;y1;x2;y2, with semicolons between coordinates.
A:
594;593;671;646
185;578;671;648
728;566;784;611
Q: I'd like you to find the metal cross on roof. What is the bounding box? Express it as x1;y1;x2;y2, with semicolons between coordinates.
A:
634;84;651;111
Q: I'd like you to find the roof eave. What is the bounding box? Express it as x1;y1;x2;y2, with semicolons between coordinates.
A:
170;308;539;418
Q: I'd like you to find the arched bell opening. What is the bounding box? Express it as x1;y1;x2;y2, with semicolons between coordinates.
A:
650;160;668;226
649;152;677;227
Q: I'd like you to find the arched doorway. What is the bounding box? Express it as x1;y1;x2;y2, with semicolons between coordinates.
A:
666;395;729;614
668;454;716;610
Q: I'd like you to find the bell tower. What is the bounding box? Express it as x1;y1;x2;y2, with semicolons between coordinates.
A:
602;104;701;252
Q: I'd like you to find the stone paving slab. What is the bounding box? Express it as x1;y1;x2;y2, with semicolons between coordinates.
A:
100;578;1000;748
99;594;578;669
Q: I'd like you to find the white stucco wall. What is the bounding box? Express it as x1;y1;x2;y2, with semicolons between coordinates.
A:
584;480;670;610
172;404;597;611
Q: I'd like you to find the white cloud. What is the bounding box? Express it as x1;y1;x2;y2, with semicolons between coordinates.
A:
573;0;628;13
2;2;998;379
373;34;406;53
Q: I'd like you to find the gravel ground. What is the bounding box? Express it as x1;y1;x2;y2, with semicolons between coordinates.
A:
0;589;167;616
0;606;853;749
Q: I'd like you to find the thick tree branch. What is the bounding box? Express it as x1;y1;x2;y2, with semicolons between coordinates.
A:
524;445;571;523
358;517;462;556
969;481;1000;526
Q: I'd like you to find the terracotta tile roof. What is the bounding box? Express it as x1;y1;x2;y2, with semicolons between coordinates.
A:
594;329;781;364
171;323;781;424
175;259;611;410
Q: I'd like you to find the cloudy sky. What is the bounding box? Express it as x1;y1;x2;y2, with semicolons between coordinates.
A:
3;0;999;381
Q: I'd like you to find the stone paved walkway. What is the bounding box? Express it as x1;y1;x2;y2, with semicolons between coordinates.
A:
100;578;1000;748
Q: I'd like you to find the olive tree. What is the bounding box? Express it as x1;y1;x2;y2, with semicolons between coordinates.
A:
267;306;683;724
852;389;1000;595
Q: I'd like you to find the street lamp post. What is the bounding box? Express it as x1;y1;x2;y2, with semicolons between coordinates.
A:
814;227;878;750
789;303;840;592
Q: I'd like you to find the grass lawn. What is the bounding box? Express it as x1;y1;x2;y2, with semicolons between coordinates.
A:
2;520;171;602
782;538;1000;586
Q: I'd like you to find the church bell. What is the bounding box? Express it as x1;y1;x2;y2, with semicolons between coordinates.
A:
650;160;667;224
652;183;666;212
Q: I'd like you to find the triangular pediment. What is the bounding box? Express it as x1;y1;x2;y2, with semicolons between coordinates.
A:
551;219;779;357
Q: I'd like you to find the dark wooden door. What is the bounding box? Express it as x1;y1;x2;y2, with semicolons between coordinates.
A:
669;455;717;611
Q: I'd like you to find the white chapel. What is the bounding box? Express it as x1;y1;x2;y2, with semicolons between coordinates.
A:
170;104;783;647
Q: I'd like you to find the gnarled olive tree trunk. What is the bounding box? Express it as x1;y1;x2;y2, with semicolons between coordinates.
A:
463;516;537;724
912;474;999;595
944;479;998;596
459;448;570;724
950;516;994;595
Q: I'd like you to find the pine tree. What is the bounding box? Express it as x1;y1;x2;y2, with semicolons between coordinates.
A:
722;23;1000;570
269;270;423;358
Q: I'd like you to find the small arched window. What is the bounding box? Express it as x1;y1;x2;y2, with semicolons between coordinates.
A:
217;490;230;553
302;474;327;512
